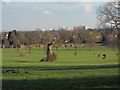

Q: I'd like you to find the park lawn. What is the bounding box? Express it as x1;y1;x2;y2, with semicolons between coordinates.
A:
2;46;119;89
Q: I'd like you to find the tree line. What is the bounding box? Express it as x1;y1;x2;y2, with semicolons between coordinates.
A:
1;27;103;48
1;26;118;49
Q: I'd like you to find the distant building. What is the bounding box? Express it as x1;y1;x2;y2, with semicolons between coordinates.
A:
73;25;87;30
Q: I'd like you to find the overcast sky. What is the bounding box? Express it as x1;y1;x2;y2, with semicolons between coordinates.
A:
1;0;111;31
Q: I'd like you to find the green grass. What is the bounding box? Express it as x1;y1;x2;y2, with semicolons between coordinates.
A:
2;46;119;90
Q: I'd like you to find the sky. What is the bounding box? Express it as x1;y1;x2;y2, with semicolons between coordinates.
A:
1;0;112;31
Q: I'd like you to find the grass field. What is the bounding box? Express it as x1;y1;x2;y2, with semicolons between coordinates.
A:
2;46;119;90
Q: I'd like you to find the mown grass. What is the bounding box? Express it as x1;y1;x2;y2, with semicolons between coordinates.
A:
2;46;119;90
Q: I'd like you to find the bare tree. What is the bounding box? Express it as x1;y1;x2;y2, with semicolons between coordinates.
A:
25;31;33;53
97;1;120;31
97;0;120;49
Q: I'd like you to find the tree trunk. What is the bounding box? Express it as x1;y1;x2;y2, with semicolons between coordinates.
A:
40;37;57;62
29;45;31;53
47;42;53;59
46;38;57;62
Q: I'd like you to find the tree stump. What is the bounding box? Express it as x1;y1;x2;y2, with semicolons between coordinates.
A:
40;37;57;62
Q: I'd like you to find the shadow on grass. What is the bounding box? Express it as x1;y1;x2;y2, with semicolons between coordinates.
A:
2;64;120;71
15;61;38;63
2;76;119;90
